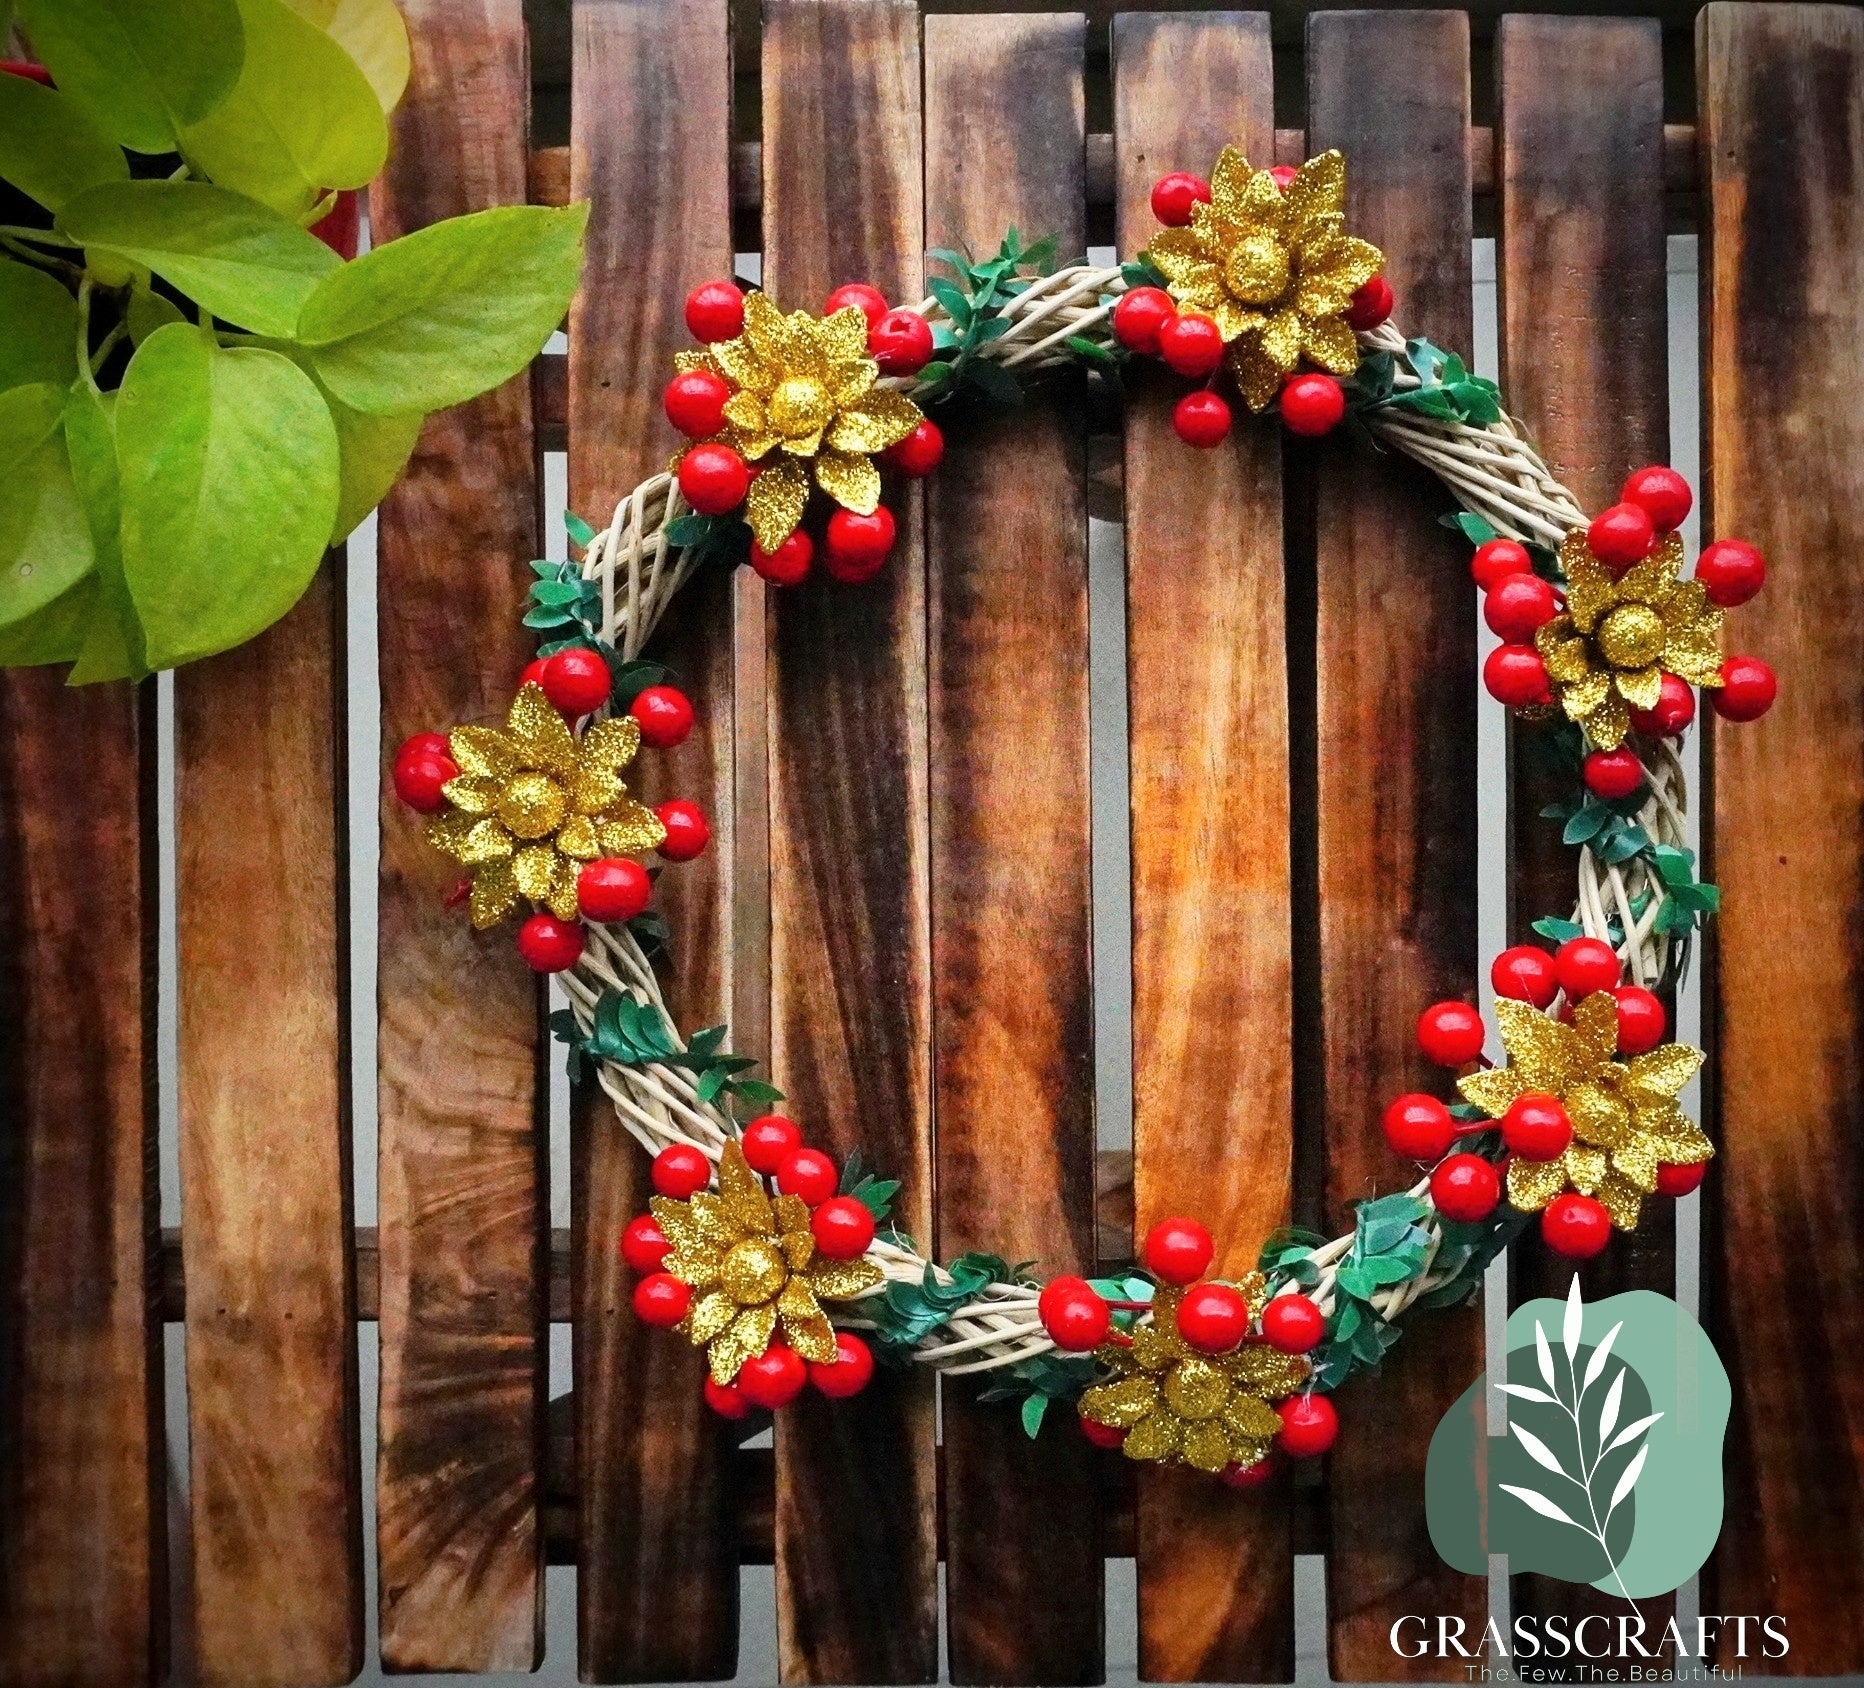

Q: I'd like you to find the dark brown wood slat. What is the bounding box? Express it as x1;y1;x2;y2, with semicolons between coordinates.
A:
1305;13;1484;1681
0;675;163;1688
922;15;1101;1687
370;0;546;1668
1113;14;1295;1683
567;0;742;1677
762;0;938;1678
174;567;363;1686
1699;3;1864;1670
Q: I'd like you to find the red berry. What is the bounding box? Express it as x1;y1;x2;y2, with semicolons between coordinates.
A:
776;1146;839;1207
1695;538;1766;607
1583;747;1645;800
1381;1094;1457;1162
1260;1293;1325;1354
1417;1001;1485;1067
1484;573;1559;642
1611;984;1667;1055
1621;465;1692;534
812;1195;876;1260
881;418;944;478
741;1114;802;1174
577;857;651;924
1431;1153;1501;1223
520;657;549;690
540;646;612;717
652;1143;711;1198
823;282;888;329
656;799;711;861
397;730;450;763
1501;1093;1573;1162
1345;274;1393;331
1491;944;1558;1009
1542;1192;1612;1258
1112;285;1176;353
1177;1283;1250;1354
1655;1161;1707;1198
1471;537;1534;591
1275;1393;1338;1459
869;308;934;375
677;442;750;516
517;913;584;973
1080;1413;1126;1449
703;1375;749;1419
737;1342;808;1410
621;1213;671;1274
751;530;814;587
1484;643;1552;708
393;749;458;812
1588;502;1656;573
822;506;896;583
1142;1216;1213;1285
1037;1275;1112;1352
1221;1457;1275;1488
1155;311;1223;378
1280;372;1346;437
1172;390;1232;448
1268;164;1299;192
1630;672;1696;737
632;1271;692;1326
685;279;745;343
1713;656;1776;722
663;369;730;438
631;684;695;749
1150;170;1211;226
1555;937;1621;999
809;1330;875;1399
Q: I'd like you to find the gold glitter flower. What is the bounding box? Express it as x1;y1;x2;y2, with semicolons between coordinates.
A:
1146;148;1384;411
1077;1281;1308;1472
1457;994;1712;1232
1535;530;1724;750
675;290;924;552
651;1139;884;1383
427;681;665;928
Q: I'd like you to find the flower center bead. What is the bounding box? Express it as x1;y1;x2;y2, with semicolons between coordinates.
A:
1162;1357;1229;1421
1225;233;1292;305
768;376;832;440
1597;603;1666;669
721;1237;788;1304
497;771;567;839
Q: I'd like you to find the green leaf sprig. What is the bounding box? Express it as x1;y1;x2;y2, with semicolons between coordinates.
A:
916;227;1059;407
548;987;783;1111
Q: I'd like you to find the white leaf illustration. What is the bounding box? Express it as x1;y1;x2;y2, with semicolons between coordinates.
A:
1605;1411;1663;1454
1583;1321;1623;1391
1501;1482;1584;1530
1509;1421;1569;1476
1497;1383;1559;1406
1610;1442;1650;1512
1597;1367;1625;1448
1535;1321;1557;1394
1563;1274;1583;1363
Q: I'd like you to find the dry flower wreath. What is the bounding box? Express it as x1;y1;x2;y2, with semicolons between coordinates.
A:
391;148;1778;1479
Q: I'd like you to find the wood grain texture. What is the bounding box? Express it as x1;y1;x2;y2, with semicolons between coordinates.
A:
1306;13;1484;1680
762;0;938;1677
174;566;362;1686
923;16;1101;1686
371;0;546;1668
0;674;162;1688
567;0;742;1677
1114;14;1295;1682
1698;4;1864;1670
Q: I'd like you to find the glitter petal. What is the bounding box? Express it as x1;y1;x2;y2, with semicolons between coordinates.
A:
449;724;516;780
1508;1155;1567;1212
746;455;809;551
1081;1376;1158;1430
1228;1345;1308;1398
468;859;518;928
826;388;922;454
814;447;881;514
805;1257;884;1300
1230;335;1285;412
1222;1393;1285;1441
1124;1408;1187;1463
1459;1066;1527;1119
507;684;578;775
1285;149;1347;231
817;303;870;362
597;799;668;857
1625;1042;1704;1098
512;843;558;900
1183;1420;1234;1474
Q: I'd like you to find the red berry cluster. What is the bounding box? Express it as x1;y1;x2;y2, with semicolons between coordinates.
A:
669;277;942;589
629;1117;878;1415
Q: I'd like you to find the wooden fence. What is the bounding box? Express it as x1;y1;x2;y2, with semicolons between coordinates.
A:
1;2;1861;1684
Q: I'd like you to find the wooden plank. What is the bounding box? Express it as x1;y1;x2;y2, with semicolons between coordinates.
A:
762;0;937;1678
1699;3;1864;1670
370;0;546;1668
1305;13;1484;1681
922;15;1101;1687
173;566;362;1686
566;0;741;1677
0;674;163;1688
1112;14;1294;1683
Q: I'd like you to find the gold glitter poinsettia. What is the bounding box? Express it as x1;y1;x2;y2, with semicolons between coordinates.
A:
1147;147;1384;411
651;1139;884;1384
1536;530;1724;750
1078;1280;1309;1472
676;290;923;552
428;681;665;928
1458;993;1712;1232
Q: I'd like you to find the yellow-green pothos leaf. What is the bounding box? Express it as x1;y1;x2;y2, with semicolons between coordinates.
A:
127;279;188;347
115;324;338;669
279;0;410;112
0;383;95;633
325;390;423;542
63;380;146;683
0;74;129;211
0;263;79;394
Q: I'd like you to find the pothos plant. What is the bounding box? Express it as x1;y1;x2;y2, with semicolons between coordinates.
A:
0;0;587;680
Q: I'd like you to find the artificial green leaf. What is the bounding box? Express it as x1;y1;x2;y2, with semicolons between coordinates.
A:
297;202;590;414
126;279;187;346
0;384;95;632
17;0;243;154
180;0;387;217
279;0;410;111
115;324;338;667
63;378;146;681
1020;1393;1048;1439
59;180;340;337
0;262;79;393
0;74;129;211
